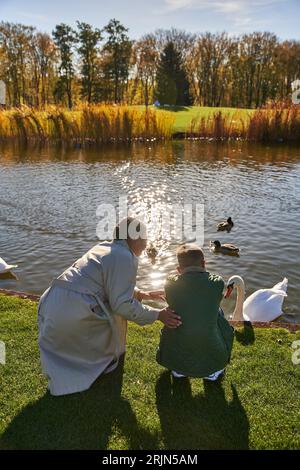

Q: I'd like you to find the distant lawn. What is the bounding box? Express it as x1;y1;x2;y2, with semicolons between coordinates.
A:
134;105;255;133
0;294;299;450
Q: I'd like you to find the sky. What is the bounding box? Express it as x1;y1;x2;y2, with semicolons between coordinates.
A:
0;0;299;40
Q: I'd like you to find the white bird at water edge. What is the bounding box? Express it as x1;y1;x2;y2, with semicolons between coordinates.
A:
224;275;288;322
0;257;18;274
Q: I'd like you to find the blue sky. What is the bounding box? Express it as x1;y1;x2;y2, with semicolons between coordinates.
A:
0;0;299;40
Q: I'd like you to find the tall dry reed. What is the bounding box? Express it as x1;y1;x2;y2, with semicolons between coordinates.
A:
189;105;300;142
0;105;174;145
1;104;299;144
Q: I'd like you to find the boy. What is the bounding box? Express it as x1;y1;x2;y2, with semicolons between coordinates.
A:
156;243;234;380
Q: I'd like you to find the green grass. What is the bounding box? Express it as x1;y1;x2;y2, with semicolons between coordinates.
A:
0;294;299;450
134;105;255;133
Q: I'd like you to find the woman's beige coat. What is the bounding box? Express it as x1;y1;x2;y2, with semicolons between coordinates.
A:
38;240;159;396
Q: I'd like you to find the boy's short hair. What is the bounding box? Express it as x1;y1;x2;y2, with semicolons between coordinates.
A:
176;243;205;268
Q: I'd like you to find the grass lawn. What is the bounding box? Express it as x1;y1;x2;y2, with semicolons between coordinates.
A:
0;294;299;450
134;105;255;133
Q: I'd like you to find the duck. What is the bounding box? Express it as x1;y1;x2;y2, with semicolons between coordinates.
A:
0;257;18;274
224;275;288;322
217;217;234;232
146;242;159;264
210;240;240;256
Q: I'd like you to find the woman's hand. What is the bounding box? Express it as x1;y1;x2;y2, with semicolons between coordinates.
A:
158;307;182;329
143;290;165;301
135;289;165;302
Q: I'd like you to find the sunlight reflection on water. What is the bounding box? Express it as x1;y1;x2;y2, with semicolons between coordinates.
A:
0;141;299;322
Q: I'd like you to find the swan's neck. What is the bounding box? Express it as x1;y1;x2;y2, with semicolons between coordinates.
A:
232;284;245;321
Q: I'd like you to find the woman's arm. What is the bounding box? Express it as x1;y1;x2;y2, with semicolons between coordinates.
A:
103;249;180;328
133;288;179;327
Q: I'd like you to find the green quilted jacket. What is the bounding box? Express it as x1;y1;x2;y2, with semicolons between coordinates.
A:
156;268;234;377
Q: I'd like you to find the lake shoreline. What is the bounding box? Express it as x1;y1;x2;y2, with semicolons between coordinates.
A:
1;134;300;148
1;290;299;332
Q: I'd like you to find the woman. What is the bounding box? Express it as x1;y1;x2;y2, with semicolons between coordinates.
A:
38;217;181;396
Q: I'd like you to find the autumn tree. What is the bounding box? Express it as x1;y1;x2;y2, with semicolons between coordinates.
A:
192;33;233;106
274;40;300;102
102;19;132;103
132;34;158;106
52;23;77;108
29;32;57;107
1;21;300;109
76;21;102;103
0;22;35;106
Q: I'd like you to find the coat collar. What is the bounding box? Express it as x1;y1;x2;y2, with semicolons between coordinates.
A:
181;266;207;274
113;239;137;259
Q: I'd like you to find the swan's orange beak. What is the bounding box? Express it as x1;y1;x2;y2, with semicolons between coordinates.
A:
224;285;234;298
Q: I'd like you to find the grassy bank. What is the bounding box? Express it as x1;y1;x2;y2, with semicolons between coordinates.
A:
134;105;254;134
161;105;300;142
0;294;299;450
0;105;299;145
131;105;300;142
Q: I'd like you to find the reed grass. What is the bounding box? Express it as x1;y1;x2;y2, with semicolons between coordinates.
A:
0;104;299;145
0;105;174;145
189;104;300;143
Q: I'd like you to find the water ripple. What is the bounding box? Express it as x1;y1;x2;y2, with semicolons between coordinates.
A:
0;142;299;321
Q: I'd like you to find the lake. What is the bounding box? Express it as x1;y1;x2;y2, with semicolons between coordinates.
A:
0;141;299;322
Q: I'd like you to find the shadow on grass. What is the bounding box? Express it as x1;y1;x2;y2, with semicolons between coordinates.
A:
156;372;249;450
1;356;158;450
158;105;191;112
235;322;255;345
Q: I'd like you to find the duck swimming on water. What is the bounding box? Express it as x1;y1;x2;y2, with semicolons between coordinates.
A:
217;217;234;232
146;242;159;264
210;240;240;256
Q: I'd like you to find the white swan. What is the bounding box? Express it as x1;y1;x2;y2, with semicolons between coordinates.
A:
0;257;18;274
225;275;288;322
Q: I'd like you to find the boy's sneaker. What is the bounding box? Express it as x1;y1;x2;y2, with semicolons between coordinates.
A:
171;370;187;378
203;369;224;381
